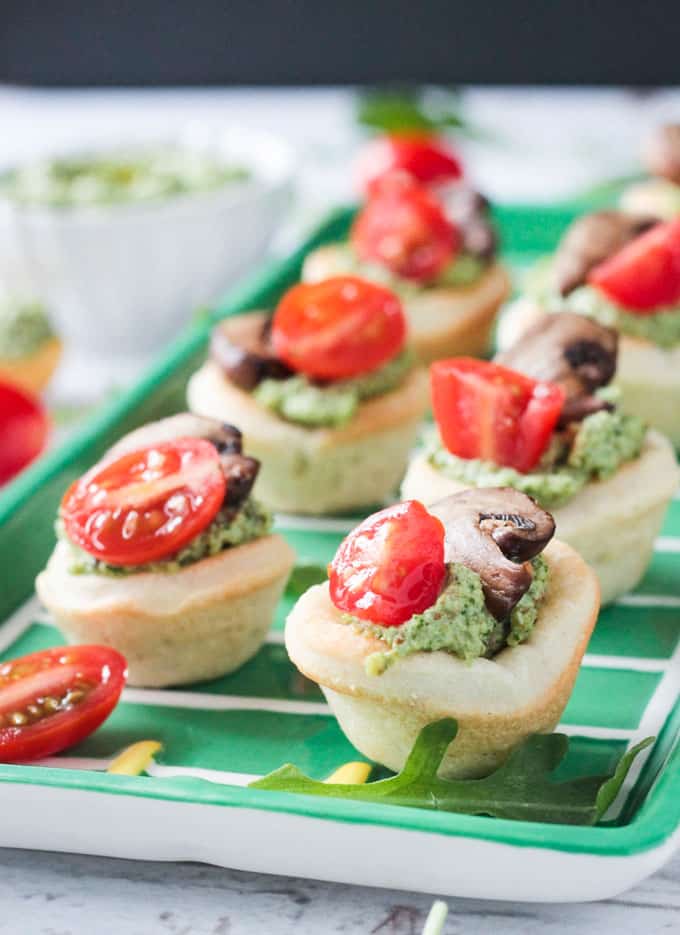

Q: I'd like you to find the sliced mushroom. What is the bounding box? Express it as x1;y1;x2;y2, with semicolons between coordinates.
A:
220;452;260;505
439;185;497;261
429;488;555;621
558;394;614;426
174;418;260;505
554;211;657;295
207;422;243;454
644;124;680;185
210;312;292;391
495;311;618;415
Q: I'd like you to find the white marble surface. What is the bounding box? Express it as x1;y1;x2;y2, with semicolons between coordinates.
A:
1;85;679;931
1;847;679;934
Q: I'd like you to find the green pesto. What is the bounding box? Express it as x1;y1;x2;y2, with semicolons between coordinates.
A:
521;257;680;349
565;285;680;349
567;409;647;479
0;300;54;359
345;556;549;676
428;409;646;509
58;498;272;576
253;348;414;428
1;147;250;208
318;244;487;296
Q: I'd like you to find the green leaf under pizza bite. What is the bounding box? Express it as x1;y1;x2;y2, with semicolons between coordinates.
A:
250;718;653;826
285;563;328;599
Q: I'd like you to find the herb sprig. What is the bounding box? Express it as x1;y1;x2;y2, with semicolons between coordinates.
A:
251;718;652;826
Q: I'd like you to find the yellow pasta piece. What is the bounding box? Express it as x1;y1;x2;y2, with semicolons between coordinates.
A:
107;740;162;776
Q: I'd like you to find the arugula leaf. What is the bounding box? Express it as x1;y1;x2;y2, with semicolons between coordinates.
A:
594;737;654;822
286;563;328;598
357;87;466;136
250;718;654;826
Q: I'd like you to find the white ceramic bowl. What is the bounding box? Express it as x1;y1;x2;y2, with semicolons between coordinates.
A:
0;127;294;355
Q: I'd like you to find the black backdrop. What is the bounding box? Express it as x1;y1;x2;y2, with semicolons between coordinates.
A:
1;0;679;87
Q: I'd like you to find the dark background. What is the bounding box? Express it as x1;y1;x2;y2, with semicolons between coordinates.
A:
1;0;679;87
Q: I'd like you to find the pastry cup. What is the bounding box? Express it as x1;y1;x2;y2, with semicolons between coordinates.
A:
36;533;295;688
498;298;680;447
302;246;511;364
286;539;598;779
187;352;430;515
0;336;61;394
620;178;680;221
402;430;679;605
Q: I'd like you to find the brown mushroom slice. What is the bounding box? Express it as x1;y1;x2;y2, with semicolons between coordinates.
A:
440;185;496;261
495;311;618;398
557;394;613;426
186;418;260;505
644;124;680;185
146;416;260;505
554;211;657;295
220;453;260;505
429;488;555;621
210;313;292;391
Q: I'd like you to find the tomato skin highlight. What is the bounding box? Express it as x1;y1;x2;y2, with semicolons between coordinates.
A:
61;438;226;566
271;275;406;381
329;500;446;627
351;173;460;283
356;135;463;193
431;358;566;474
0;380;49;486
0;646;127;762
587;219;680;312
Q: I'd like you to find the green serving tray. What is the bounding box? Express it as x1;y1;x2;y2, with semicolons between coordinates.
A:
0;205;679;902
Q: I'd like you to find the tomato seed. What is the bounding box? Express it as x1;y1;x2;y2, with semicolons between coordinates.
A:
9;712;27;726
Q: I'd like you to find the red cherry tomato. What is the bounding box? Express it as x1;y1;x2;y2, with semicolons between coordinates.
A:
271;276;406;381
0;645;126;762
0;381;49;486
329;500;446;627
587;219;680;312
356;135;463;193
431;358;566;474
61;438;226;566
351;173;460;283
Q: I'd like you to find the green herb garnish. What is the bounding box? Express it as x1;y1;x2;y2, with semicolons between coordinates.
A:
251;718;653;826
357;86;465;135
286;563;328;598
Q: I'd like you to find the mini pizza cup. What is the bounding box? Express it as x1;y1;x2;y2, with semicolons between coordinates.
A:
402;429;679;606
187;315;431;515
0;336;62;394
303;246;510;364
498;298;680;448
37;533;294;688
286;538;599;779
35;413;295;687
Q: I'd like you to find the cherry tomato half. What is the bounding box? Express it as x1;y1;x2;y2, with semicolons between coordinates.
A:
431;358;566;474
0;645;127;762
356;135;463;194
351;173;460;283
329;500;446;627
61;438;226;566
0;380;49;486
587;219;680;312
271;275;406;381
